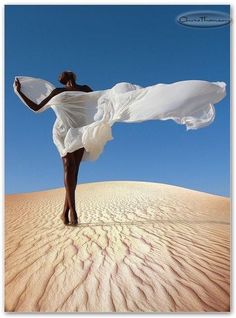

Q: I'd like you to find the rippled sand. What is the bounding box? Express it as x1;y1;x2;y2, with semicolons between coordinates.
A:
5;181;230;312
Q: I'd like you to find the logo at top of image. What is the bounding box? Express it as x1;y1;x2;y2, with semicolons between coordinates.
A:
176;11;231;28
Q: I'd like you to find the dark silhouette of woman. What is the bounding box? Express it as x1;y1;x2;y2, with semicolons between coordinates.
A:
14;71;93;226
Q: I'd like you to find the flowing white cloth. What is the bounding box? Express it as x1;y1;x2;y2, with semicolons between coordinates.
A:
13;76;226;161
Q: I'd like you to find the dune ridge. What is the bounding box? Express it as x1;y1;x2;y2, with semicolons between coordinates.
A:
5;181;230;312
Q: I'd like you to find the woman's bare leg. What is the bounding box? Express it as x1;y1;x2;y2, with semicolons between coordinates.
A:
71;148;85;221
74;148;85;184
61;195;69;225
61;159;79;225
61;148;85;225
62;152;78;225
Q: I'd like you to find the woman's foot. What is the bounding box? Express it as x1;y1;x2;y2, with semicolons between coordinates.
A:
70;210;78;226
60;213;69;225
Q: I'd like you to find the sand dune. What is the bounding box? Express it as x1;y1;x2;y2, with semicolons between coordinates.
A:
5;181;230;312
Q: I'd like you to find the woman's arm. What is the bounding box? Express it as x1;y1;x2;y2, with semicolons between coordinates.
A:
14;78;59;112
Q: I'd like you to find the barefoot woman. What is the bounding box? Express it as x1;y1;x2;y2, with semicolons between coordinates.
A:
14;73;226;226
14;71;93;226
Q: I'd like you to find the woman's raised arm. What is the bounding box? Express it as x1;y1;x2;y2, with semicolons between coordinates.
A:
14;78;59;112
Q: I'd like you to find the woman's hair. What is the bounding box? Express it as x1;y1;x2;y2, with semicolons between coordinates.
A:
58;71;77;84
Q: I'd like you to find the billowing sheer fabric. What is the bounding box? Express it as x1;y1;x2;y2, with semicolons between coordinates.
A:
13;76;226;161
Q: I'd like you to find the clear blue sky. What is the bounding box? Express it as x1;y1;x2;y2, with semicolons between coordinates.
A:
5;5;230;196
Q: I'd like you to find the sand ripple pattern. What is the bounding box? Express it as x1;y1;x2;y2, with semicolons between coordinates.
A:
5;181;230;312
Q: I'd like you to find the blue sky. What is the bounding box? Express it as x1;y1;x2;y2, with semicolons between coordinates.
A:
5;5;230;196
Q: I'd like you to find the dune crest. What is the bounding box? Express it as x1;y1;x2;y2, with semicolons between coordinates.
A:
5;181;230;312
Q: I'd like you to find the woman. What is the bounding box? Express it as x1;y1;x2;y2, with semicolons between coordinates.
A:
13;72;226;226
14;71;93;226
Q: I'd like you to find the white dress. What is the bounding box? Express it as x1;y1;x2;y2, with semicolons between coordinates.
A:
13;76;226;162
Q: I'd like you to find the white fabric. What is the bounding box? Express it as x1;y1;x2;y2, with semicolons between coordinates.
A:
13;76;226;161
13;76;56;112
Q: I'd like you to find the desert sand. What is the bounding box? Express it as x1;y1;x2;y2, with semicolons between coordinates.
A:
5;181;230;312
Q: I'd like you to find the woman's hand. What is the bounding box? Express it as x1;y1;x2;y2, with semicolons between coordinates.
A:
14;78;21;92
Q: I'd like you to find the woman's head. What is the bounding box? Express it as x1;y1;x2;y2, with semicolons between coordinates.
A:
58;71;77;85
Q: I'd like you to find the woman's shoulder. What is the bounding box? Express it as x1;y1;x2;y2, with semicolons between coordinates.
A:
54;85;93;93
81;85;93;92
